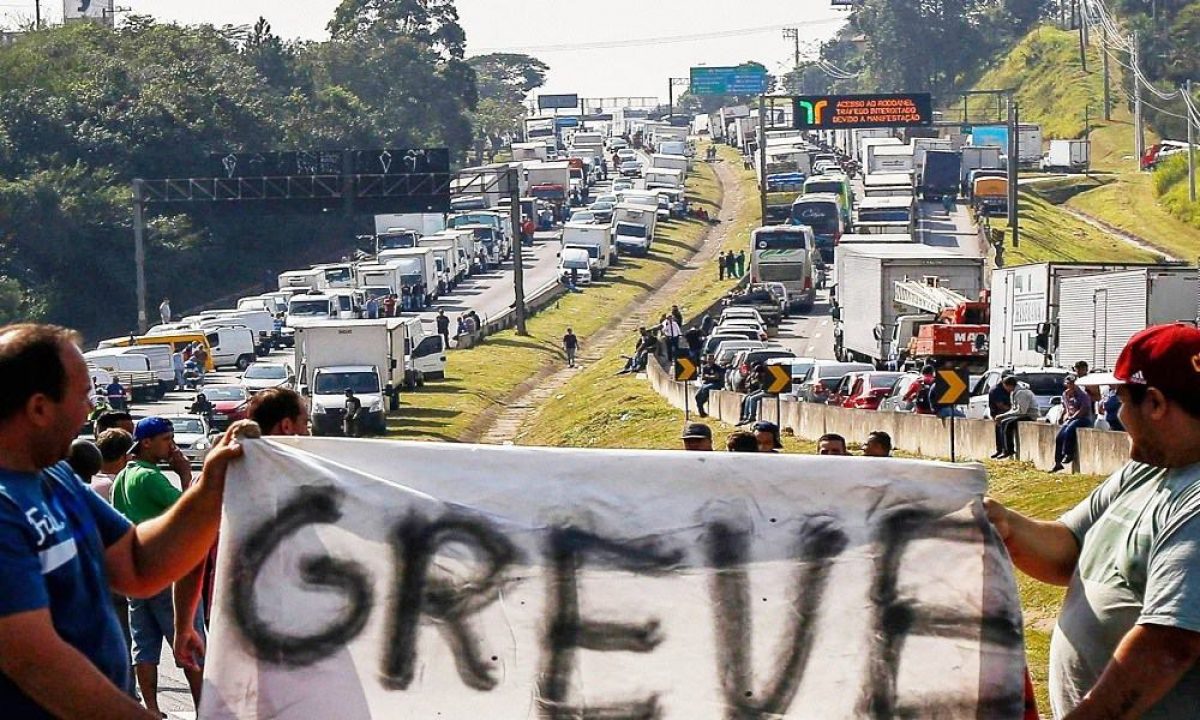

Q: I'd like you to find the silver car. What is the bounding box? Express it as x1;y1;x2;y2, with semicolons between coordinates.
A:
795;360;874;403
160;414;213;467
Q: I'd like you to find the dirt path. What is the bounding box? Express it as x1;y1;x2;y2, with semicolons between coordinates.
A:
473;160;745;445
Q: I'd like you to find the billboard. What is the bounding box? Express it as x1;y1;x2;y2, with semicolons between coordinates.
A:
63;0;113;22
792;93;933;129
538;94;579;110
690;65;770;96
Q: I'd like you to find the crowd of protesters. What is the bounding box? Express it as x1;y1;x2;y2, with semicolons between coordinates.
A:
681;421;892;458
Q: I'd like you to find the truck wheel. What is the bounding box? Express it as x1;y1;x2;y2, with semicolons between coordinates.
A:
236;354;254;372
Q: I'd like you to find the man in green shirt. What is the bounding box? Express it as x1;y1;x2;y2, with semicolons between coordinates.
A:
112;417;204;717
986;324;1200;718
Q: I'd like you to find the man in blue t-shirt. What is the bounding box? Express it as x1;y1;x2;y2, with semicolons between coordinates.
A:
0;323;248;718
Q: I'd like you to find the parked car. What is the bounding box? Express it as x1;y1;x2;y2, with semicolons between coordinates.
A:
839;371;906;410
769;357;817;395
616;149;637;162
720;307;767;325
620;161;643;178
612;179;634;192
878;372;921;412
240;362;295;394
714;341;768;369
703;333;754;357
202;385;251;431
714;319;769;340
965;367;1070;419
726;348;796;391
589;201;615;223
824;372;862;406
160;414;213;467
795;361;874;403
569;210;597;224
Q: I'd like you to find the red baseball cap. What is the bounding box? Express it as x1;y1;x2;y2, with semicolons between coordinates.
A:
1076;324;1200;402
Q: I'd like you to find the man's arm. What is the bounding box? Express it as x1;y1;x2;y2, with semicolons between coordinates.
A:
105;422;252;598
172;563;206;671
984;498;1081;585
0;609;156;720
1065;624;1200;719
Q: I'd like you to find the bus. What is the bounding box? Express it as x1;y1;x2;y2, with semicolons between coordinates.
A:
790;193;844;263
749;225;817;312
855;196;917;236
803;174;853;224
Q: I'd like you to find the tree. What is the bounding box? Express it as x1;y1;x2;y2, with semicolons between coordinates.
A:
327;0;467;59
467;53;549;149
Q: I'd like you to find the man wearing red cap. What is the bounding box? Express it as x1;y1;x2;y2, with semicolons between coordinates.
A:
986;324;1200;718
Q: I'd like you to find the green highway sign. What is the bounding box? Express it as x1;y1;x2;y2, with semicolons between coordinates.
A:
689;65;769;96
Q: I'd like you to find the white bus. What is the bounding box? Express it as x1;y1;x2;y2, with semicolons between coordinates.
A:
749;225;818;312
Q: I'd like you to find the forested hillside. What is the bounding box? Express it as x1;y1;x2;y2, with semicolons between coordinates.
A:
0;2;547;340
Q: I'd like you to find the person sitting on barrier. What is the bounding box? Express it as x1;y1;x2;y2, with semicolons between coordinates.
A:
726;431;759;452
753;421;783;453
680;422;713;452
817;433;849;456
736;363;772;426
992;376;1038;460
1051;374;1094;473
617;328;656;375
862;431;892;457
694;354;724;418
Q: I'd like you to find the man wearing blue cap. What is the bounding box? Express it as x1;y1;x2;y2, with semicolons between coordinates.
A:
112;417;205;717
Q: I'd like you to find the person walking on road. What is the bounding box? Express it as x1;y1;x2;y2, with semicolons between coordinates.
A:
105;378;128;411
158;297;171;325
343;388;362;438
365;294;379;320
735;250;746;278
382;293;396;318
670;305;683;329
992;376;1038;459
986;323;1200;718
563;328;579;368
112;417;206;716
436;310;451;349
1052;374;1094;472
718;251;727;281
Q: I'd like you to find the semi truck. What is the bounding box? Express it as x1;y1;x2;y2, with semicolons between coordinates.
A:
987;262;1173;368
293;320;406;436
1053;267;1196;369
831;244;984;367
918;150;963;201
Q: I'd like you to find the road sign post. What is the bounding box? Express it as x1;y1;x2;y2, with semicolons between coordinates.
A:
932;368;970;462
674;357;699;421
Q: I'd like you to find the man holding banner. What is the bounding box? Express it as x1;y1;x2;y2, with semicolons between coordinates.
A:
988;324;1200;718
0;324;246;719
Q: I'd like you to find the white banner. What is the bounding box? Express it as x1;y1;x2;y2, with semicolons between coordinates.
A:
200;439;1025;719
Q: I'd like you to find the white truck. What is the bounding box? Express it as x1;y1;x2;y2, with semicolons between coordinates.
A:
867;144;915;175
511;142;548;162
1040;139;1090;173
1018;124;1044;165
959;146;1004;192
643;167;683;191
987;262;1168;368
1054;267;1197;369
832;244;984;367
293;320;407;436
651;153;689;174
858;137;902;172
560;223;613;277
278;268;322;293
376;248;439;302
423;229;476;278
611;203;657;257
373;213;445;237
313;263;356;291
376;228;422;254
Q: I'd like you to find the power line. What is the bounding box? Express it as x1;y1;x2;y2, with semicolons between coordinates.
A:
471;17;844;54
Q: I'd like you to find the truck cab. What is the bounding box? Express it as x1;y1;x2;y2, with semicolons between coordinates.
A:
376;229;421;254
309;365;387;435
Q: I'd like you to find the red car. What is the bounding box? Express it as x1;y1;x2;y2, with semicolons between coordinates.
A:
841;371;905;410
199;385;250;430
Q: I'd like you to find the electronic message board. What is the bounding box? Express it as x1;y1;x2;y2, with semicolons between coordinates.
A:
791;93;933;129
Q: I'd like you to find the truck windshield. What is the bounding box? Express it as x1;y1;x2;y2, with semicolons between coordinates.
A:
790;201;839;234
390;259;422;275
314;371;379;395
858;209;912;223
806;181;842;196
323;267;352;284
615;222;646;238
289;300;331;316
566;244;600;259
378;233;416;250
755;231;808;250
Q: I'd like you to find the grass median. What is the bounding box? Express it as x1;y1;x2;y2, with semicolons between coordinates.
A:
387;148;721;442
990;189;1160;265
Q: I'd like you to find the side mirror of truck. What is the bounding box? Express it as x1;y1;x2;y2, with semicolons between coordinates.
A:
299;385;310;397
1035;322;1054;355
830;306;841;321
873;326;882;341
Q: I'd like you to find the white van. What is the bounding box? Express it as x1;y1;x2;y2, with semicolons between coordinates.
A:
210;309;276;354
201;327;258;371
278;268;322;292
558;247;593;286
401;317;448;380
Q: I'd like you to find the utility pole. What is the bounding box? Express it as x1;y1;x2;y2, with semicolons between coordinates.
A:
667;78;688;124
507;166;527;335
1007;95;1020;248
132;180;148;333
1080;0;1089;71
1101;25;1112;120
34;0;40;28
1188;79;1196;203
758;95;768;225
783;27;801;92
1133;31;1145;166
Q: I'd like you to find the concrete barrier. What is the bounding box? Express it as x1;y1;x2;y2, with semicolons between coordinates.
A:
644;358;1130;473
452;280;565;350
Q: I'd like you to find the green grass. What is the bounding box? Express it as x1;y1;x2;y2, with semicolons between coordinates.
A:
990;189;1160;265
1067;171;1200;260
387;146;722;442
1152;154;1200;236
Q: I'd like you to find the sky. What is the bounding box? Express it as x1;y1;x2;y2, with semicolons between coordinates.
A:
3;0;849;99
